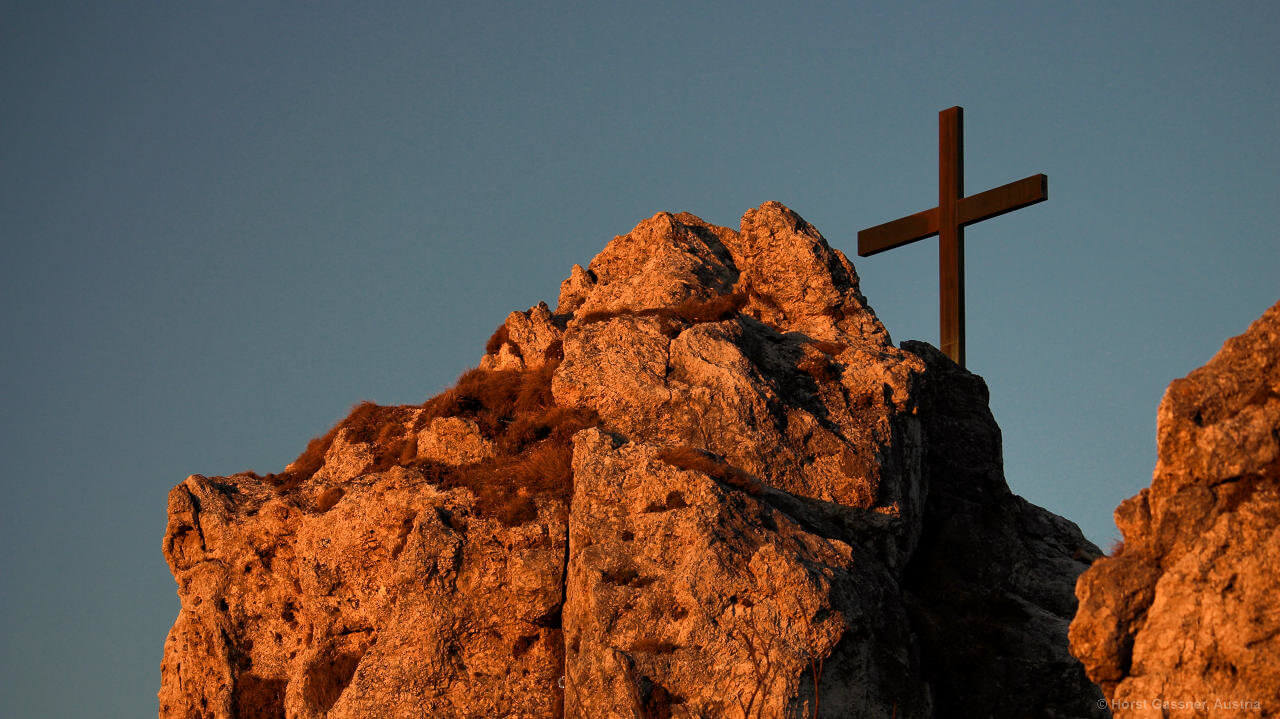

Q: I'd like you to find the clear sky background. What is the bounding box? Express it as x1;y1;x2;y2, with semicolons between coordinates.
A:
2;2;1276;715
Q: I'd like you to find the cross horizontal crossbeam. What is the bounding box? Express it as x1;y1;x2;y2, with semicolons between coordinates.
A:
858;173;1047;256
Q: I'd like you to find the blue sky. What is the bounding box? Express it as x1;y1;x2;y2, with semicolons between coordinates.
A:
2;2;1277;715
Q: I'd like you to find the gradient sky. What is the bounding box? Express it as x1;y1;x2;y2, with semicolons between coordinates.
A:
2;2;1277;716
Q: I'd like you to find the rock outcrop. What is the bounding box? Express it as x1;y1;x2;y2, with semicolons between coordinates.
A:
1070;300;1280;715
160;202;1104;718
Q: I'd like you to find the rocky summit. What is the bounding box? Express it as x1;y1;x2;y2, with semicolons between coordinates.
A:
159;202;1104;718
1070;300;1280;714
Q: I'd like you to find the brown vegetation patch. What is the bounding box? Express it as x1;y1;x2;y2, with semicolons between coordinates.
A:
414;361;597;525
263;402;419;491
265;352;598;526
422;364;561;437
442;441;576;526
658;446;764;496
283;403;373;483
485;323;514;355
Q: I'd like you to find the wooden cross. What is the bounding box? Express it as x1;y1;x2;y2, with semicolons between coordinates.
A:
857;106;1047;367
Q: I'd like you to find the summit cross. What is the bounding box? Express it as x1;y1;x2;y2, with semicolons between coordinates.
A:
857;106;1048;368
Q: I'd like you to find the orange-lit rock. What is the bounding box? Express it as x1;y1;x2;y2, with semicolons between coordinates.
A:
160;202;1104;718
1070;300;1280;715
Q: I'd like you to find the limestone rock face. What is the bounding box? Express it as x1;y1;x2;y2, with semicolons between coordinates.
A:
416;417;494;465
1070;300;1280;714
160;202;1103;718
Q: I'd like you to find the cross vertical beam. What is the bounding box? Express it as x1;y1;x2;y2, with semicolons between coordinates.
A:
939;106;965;366
856;106;1048;368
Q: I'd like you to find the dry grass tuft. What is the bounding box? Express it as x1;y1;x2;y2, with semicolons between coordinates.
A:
281;434;339;487
268;401;412;490
419;363;561;436
485;323;512;355
294;403;374;475
658;446;763;496
418;360;597;525
268;350;598;526
415;360;597;526
443;442;572;526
